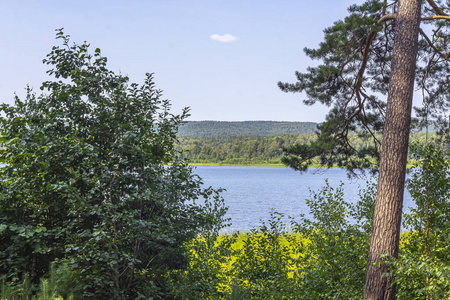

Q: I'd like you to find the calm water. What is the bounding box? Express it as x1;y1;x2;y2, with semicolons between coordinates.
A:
194;166;414;232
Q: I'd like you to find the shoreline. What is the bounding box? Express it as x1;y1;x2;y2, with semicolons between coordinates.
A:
188;163;325;167
189;163;416;168
189;163;285;167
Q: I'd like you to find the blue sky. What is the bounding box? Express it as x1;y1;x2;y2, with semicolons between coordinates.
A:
0;0;364;122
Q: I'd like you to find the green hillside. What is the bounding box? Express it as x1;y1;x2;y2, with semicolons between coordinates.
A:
177;121;435;166
177;121;318;137
178;132;432;166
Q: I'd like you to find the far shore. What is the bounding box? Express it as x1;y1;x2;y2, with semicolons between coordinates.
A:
188;163;331;168
188;163;417;168
189;163;285;167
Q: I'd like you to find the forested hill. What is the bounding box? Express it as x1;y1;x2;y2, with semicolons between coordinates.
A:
177;121;318;137
178;133;432;166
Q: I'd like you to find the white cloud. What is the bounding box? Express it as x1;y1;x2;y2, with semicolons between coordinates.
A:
209;34;238;43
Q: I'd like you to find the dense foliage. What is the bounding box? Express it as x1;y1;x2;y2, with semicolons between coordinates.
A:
391;143;450;299
168;180;376;300
178;132;433;165
2;120;450;299
177;121;318;137
178;134;315;165
0;31;227;299
169;143;450;300
278;0;450;173
279;1;449;297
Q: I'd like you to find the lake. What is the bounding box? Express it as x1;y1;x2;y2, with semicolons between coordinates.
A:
193;166;414;232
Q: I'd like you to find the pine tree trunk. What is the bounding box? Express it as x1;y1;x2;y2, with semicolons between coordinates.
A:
363;0;422;299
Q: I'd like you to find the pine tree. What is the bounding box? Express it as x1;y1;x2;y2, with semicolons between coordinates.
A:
279;1;450;299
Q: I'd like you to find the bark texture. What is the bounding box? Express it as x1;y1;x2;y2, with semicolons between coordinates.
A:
363;1;422;300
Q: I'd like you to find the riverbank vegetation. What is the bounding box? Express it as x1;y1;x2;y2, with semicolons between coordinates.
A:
173;143;450;299
3;143;449;299
177;133;433;166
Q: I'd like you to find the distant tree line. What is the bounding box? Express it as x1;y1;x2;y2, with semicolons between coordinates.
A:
178;133;433;165
177;121;318;137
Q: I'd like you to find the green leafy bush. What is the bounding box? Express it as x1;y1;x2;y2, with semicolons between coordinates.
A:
169;230;236;299
389;143;450;299
289;181;375;300
172;180;375;300
231;212;302;299
0;30;227;299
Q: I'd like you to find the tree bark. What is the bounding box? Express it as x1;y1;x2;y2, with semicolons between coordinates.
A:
363;1;422;300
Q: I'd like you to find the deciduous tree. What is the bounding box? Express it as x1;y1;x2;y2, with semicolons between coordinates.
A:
0;30;227;299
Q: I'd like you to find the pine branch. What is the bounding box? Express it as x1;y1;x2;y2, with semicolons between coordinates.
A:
419;28;450;61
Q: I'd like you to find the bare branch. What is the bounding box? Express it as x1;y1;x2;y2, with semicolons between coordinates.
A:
425;0;449;17
378;13;397;23
360;89;386;118
354;13;396;93
360;107;382;146
335;14;393;150
354;30;378;94
339;42;364;75
419;27;450;61
421;16;450;21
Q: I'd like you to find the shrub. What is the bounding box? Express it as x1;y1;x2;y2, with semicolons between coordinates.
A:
289;180;375;299
175;180;376;300
390;143;450;299
0;30;227;299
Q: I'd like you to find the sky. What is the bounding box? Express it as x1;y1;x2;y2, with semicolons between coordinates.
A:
0;0;365;122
